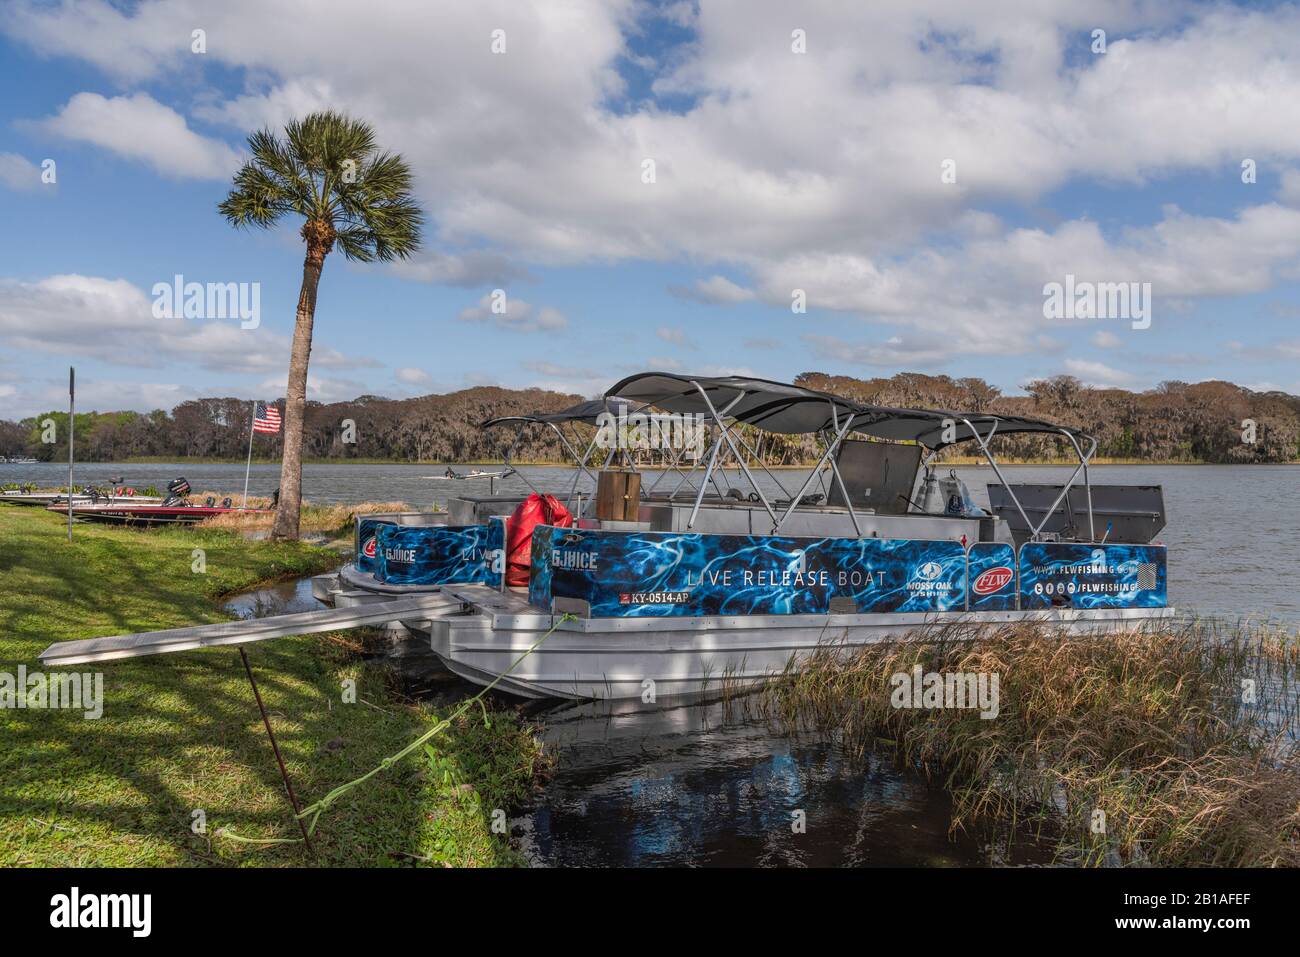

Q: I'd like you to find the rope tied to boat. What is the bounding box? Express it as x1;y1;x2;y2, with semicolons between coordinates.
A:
214;613;575;850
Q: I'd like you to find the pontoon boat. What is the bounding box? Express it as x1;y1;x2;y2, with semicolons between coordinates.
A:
306;373;1170;699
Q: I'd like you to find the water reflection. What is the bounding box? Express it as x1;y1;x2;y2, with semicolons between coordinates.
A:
515;695;1056;867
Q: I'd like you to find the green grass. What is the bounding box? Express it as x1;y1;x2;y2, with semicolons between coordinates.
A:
0;506;544;867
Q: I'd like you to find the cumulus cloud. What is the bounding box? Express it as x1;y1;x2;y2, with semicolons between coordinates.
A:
37;92;242;180
457;293;567;332
7;1;1300;371
0;152;43;191
668;275;756;304
1062;358;1141;388
1280;169;1300;207
0;274;374;374
395;367;432;384
391;250;533;287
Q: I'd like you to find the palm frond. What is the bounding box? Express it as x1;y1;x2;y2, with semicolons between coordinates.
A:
220;111;423;258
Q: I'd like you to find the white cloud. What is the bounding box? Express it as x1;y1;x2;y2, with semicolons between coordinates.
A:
1092;331;1122;348
457;293;567;332
7;1;1300;371
37;92;241;180
254;374;369;403
669;275;756;304
18;1;1299;269
0;153;43;191
395;367;432;384
0;274;373;375
1062;359;1140;388
2;375;200;419
391;250;533;287
1280;169;1300;207
655;326;696;347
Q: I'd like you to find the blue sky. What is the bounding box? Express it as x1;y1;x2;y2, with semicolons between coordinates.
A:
2;0;1299;419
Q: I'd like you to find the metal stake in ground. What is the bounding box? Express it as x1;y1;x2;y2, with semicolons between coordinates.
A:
238;647;315;854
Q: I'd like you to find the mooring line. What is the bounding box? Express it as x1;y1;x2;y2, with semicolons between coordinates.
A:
216;613;574;850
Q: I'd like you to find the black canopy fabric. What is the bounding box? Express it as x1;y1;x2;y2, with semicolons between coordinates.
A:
843;407;1088;449
603;372;1090;449
481;397;637;429
605;372;861;435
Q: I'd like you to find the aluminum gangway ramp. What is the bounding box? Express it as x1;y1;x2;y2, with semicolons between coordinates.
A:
38;593;463;667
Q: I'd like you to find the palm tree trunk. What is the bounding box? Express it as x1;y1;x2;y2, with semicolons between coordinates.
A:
271;245;326;540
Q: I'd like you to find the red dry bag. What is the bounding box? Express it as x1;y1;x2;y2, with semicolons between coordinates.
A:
506;493;574;587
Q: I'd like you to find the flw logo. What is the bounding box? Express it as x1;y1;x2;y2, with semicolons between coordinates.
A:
362;537;377;559
973;566;1013;594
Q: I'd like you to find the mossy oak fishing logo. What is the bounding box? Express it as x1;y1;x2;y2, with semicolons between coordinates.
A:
1;665;102;719
49;887;151;937
890;665;1000;719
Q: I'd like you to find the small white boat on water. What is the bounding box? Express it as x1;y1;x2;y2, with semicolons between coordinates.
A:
42;372;1172;701
425;467;515;481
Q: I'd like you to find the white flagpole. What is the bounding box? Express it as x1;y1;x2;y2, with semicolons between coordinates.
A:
67;366;75;542
242;399;257;509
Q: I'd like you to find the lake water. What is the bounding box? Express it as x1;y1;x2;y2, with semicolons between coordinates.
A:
12;459;1299;624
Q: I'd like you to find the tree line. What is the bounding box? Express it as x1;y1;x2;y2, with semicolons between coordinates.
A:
2;374;1297;465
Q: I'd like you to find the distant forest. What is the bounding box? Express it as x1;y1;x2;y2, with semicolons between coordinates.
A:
2;374;1298;464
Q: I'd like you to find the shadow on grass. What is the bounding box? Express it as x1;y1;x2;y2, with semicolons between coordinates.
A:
0;507;535;867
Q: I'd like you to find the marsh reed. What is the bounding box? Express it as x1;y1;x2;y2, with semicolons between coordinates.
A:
755;619;1300;866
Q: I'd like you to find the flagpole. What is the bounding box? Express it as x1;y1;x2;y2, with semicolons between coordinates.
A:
67;366;75;542
242;399;257;510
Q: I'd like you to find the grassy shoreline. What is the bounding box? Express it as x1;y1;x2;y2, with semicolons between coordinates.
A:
0;506;543;867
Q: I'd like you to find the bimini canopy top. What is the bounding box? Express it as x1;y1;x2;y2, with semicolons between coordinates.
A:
605;372;862;435
845;407;1090;450
605;371;1090;450
481;397;637;430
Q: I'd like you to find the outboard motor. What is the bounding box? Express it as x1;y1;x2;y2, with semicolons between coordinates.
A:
161;477;192;507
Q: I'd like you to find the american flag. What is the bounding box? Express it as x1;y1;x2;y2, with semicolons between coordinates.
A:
253;401;282;434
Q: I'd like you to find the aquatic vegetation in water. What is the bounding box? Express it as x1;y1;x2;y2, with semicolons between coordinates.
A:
756;619;1300;867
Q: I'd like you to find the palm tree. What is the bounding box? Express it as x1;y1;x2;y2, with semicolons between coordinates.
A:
219;111;423;539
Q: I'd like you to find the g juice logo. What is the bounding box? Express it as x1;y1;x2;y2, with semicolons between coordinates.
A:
362;537;377;559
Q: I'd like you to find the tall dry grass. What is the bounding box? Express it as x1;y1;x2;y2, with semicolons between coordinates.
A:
197;496;416;534
757;620;1299;866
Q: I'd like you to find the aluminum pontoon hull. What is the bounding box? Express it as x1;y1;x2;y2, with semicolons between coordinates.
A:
403;584;1175;700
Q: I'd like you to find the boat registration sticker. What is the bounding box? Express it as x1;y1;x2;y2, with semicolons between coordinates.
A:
619;591;691;605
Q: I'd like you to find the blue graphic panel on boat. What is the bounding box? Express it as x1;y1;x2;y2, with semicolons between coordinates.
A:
374;523;493;585
529;526;555;608
531;526;967;617
967;542;1017;611
485;517;506;590
1019;543;1166;609
355;517;391;575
